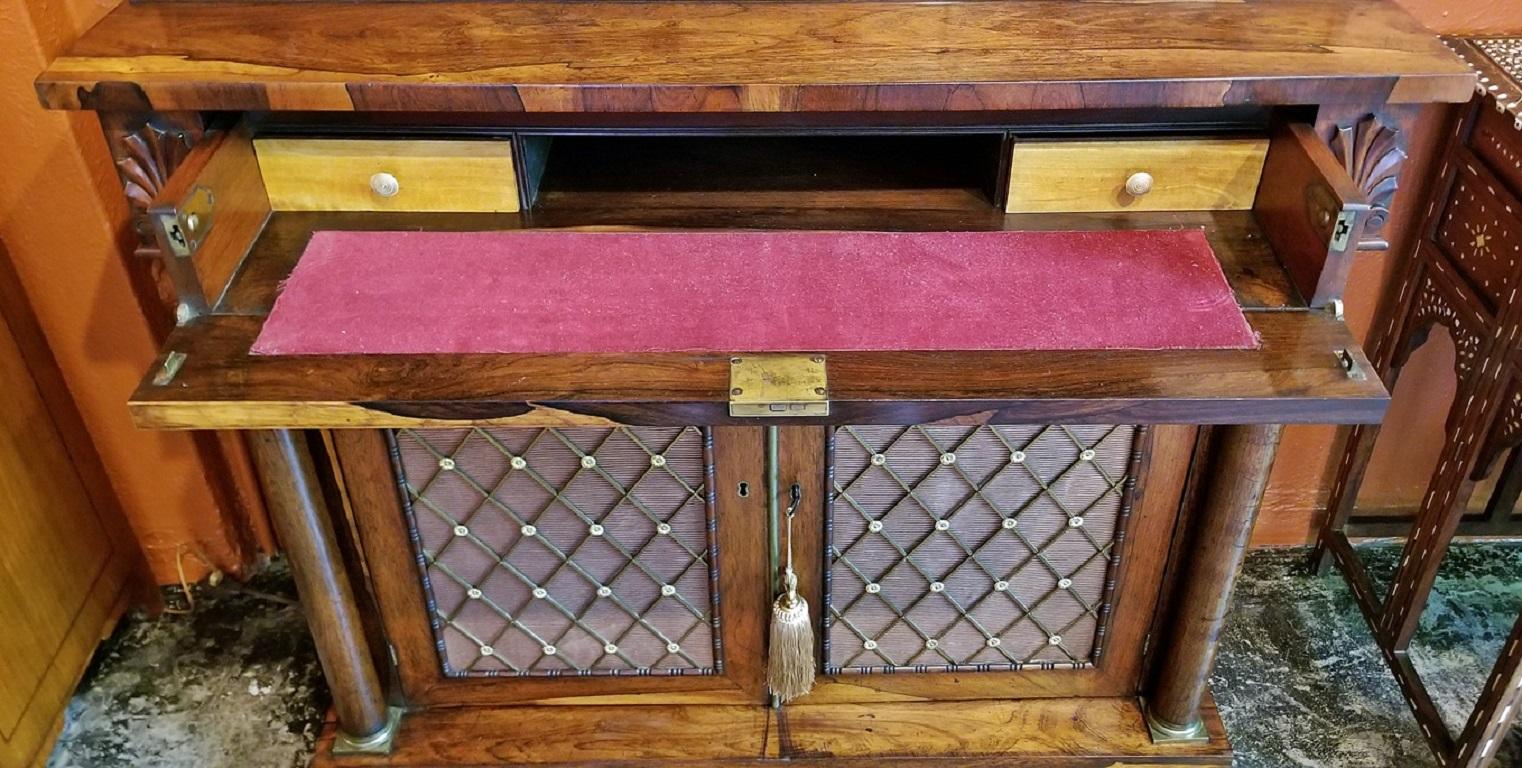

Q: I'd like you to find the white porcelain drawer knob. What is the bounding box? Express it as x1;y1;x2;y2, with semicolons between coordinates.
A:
1125;171;1154;197
370;172;400;198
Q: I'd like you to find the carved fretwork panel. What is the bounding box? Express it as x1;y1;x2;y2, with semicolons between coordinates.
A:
1330;114;1406;252
1394;267;1490;403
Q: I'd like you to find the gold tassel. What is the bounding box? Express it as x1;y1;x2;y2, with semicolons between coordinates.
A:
768;569;814;703
768;484;814;703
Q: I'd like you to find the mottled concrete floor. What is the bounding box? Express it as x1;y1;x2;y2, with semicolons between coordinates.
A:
46;567;326;768
1213;543;1522;767
46;543;1522;767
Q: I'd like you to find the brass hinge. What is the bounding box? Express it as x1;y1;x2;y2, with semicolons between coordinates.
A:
729;354;829;417
153;185;215;257
152;351;187;386
1335;348;1366;380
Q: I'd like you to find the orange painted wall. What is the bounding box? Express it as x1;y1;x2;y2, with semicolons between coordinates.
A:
1250;0;1522;545
1397;0;1522;36
0;0;265;584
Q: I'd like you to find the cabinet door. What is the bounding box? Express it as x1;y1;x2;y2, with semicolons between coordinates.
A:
0;249;135;767
335;426;770;706
784;424;1193;703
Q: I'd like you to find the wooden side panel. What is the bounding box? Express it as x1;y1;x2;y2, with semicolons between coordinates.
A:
1254;123;1374;308
1006;138;1268;213
0;246;134;767
255;139;520;213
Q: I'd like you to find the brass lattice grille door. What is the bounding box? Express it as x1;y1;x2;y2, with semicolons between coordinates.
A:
798;425;1194;703
397;426;721;677
334;427;770;706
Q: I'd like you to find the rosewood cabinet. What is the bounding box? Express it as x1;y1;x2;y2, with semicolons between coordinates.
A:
34;1;1474;765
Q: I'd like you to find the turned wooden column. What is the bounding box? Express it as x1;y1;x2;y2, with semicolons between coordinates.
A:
247;430;392;747
1147;424;1284;739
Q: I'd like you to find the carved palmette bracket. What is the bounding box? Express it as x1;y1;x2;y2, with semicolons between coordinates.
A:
1330;115;1405;252
102;113;204;259
99;112;205;336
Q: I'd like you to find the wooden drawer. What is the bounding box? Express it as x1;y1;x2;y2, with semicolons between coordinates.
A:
253;138;520;213
1006;137;1268;213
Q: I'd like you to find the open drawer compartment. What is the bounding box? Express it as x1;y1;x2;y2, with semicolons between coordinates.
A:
132;121;1389;430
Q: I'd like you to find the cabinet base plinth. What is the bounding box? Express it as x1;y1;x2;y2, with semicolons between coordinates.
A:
312;695;1231;767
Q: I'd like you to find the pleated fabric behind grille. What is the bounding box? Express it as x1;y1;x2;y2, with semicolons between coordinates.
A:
391;426;721;677
825;425;1140;674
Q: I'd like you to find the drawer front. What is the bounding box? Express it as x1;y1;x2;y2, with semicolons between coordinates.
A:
1433;159;1522;312
254;138;520;213
1006;137;1268;213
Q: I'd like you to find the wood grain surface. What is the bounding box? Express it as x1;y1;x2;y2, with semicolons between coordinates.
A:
256;139;520;213
308;696;1231;766
35;0;1473;113
0;240;137;768
129;310;1386;429
1006;138;1268;213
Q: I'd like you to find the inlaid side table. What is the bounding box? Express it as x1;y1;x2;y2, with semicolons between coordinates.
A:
1317;34;1522;768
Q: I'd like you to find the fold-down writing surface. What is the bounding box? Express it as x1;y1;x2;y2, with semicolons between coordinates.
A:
252;230;1256;355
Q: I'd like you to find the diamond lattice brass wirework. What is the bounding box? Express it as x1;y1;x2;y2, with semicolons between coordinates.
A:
825;425;1140;674
392;426;720;677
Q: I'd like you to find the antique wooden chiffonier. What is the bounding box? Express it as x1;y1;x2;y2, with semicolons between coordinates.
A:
36;1;1473;765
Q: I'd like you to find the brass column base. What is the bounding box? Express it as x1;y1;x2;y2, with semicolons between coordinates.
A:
333;706;405;755
1142;698;1210;745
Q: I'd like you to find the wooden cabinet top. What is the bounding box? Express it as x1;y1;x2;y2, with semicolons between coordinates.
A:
37;0;1473;114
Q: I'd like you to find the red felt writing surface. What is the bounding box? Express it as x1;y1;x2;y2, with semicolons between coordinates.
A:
251;229;1256;355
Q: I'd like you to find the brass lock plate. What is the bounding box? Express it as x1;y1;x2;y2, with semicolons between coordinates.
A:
155;185;216;257
729;354;829;417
